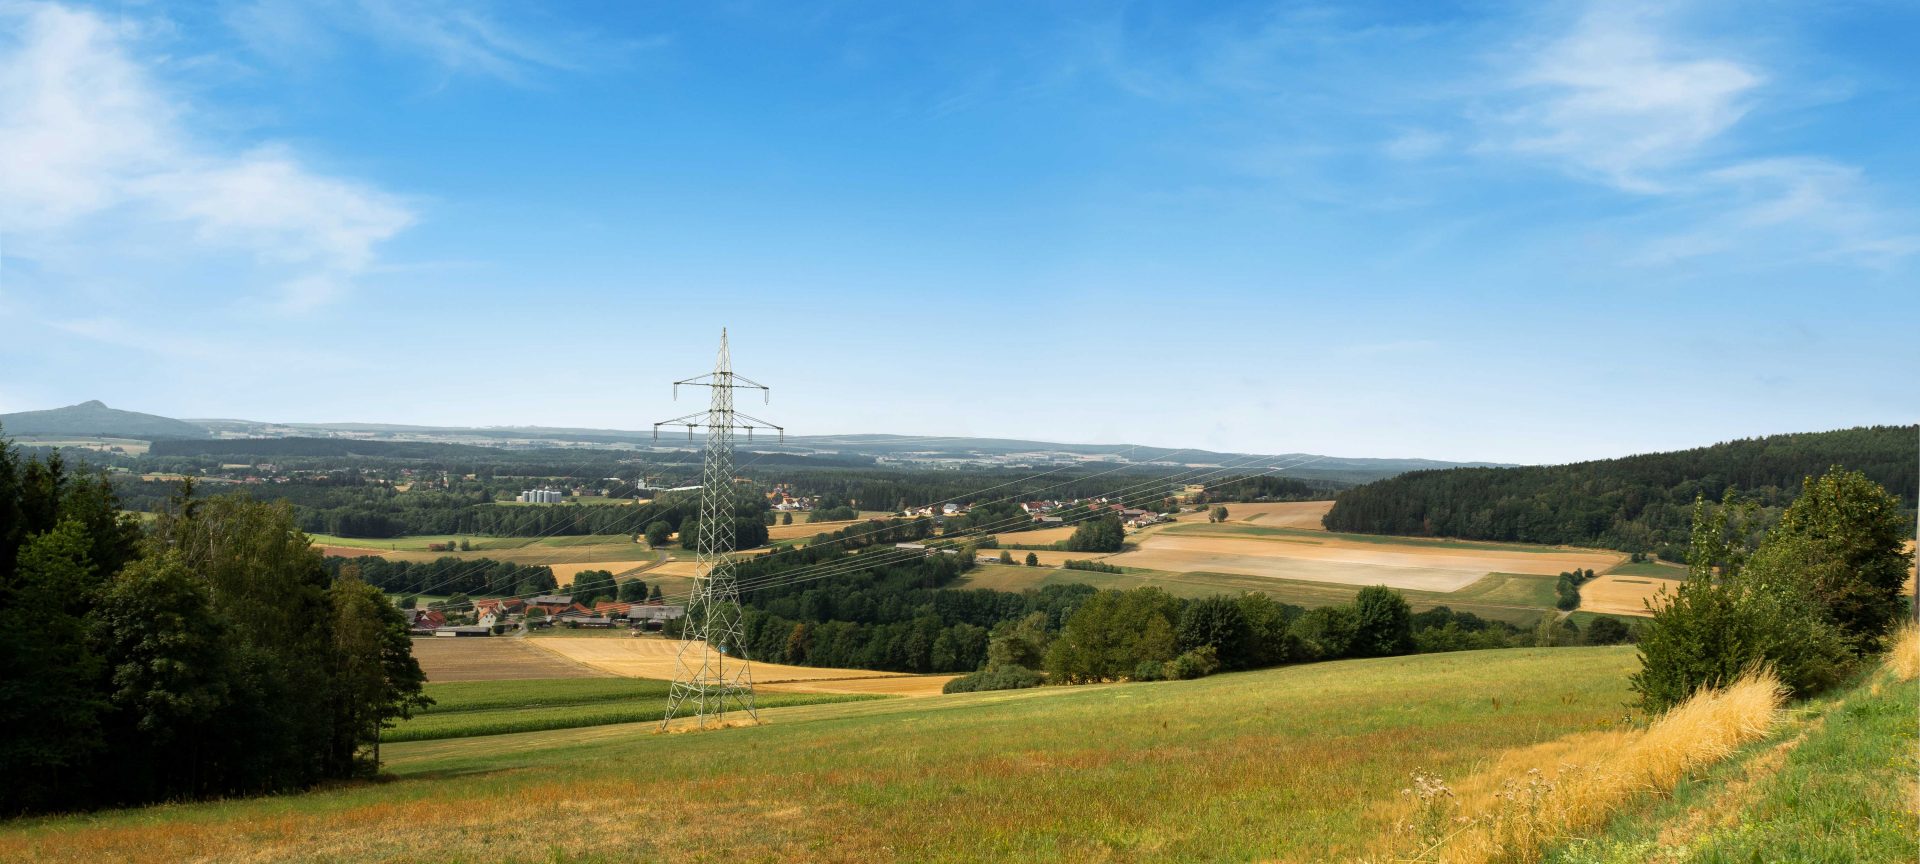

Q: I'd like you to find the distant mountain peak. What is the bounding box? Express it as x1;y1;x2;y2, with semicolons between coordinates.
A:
0;401;209;440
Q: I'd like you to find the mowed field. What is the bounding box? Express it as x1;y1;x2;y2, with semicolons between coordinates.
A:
0;647;1649;863
1108;522;1624;593
528;635;953;695
410;637;612;682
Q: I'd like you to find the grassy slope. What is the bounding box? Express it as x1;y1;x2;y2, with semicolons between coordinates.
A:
1544;664;1918;864
388;678;874;742
0;647;1642;863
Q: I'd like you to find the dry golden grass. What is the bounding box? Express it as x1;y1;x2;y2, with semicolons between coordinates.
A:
1383;671;1783;863
1577;574;1681;618
1887;622;1920;682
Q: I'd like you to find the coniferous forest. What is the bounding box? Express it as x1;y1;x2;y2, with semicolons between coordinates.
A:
1323;425;1917;556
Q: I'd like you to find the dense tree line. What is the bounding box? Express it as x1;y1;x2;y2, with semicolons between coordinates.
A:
722;509;1625;683
1323;425;1916;555
0;438;428;815
319;556;558;598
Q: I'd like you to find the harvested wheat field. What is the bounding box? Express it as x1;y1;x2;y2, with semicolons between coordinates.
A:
759;674;957;698
529;635;916;688
767;518;864;540
549;560;654;586
985;549;1103;567
1106;528;1623;593
1225;500;1335;529
1581;574;1682;617
988;525;1080;547
411;637;613;682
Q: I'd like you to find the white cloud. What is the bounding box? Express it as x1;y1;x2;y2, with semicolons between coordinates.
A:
1503;4;1760;192
0;1;413;311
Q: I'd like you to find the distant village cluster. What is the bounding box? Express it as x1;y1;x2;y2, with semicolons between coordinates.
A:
408;595;686;638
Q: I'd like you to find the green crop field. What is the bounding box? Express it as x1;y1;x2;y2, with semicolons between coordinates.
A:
0;648;1646;862
387;677;877;742
1601;560;1691;578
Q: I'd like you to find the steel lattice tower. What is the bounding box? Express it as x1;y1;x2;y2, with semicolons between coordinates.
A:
655;330;781;730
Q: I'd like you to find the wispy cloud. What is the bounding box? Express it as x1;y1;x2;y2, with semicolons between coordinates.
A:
1491;2;1914;267
224;0;611;84
1500;4;1760;193
0;1;414;312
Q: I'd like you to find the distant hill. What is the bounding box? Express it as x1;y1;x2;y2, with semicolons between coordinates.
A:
1323;425;1918;557
12;403;1504;482
0;401;209;440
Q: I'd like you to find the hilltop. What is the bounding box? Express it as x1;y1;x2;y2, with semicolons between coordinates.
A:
0;400;209;440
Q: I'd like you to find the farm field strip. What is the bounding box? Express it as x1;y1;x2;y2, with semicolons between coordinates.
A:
527;634;922;688
549;559;657;587
411;637;612;682
1579;574;1681;618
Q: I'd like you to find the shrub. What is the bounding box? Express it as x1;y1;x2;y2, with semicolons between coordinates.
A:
1063;559;1121;574
942;664;1043;694
1289;605;1356;660
1350;586;1415;657
1162;645;1221;680
1065;514;1125;553
1743;467;1912;651
1631;573;1850;712
1585;615;1631;645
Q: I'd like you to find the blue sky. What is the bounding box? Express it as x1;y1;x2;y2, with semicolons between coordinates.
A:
1;0;1914;464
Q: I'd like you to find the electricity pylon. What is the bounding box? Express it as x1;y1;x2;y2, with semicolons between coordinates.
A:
655;329;781;730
